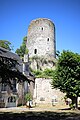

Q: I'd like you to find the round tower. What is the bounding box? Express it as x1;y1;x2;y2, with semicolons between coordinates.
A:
27;18;56;58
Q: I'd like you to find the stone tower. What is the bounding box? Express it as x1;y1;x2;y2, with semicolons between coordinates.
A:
27;18;56;58
26;18;65;105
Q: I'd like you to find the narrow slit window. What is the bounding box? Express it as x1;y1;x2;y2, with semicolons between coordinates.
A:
47;38;49;41
34;49;37;54
41;27;43;30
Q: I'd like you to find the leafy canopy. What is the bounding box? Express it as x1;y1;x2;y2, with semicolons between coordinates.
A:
52;50;80;99
31;69;54;78
0;40;13;51
15;36;28;58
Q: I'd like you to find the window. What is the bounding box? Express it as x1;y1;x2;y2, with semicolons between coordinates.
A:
1;83;7;91
47;38;49;41
8;96;16;103
34;49;37;54
41;27;43;30
40;97;45;101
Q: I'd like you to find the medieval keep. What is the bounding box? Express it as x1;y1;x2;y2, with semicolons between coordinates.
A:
27;18;64;105
27;18;56;58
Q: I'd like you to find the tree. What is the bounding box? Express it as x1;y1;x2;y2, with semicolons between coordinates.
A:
15;36;28;58
56;50;60;58
52;50;80;109
0;40;13;51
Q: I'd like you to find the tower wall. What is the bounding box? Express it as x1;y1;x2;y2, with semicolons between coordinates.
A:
27;18;56;58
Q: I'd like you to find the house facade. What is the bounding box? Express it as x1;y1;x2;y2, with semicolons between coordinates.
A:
0;47;34;108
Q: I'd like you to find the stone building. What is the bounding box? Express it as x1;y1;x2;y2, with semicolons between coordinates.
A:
0;47;34;107
27;18;56;71
27;18;65;105
27;18;56;58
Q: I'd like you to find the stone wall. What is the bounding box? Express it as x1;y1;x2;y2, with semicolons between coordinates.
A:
33;78;65;105
30;55;56;71
27;18;56;58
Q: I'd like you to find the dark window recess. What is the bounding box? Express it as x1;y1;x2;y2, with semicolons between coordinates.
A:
8;96;16;103
34;49;37;54
41;27;43;30
40;97;45;101
47;38;49;41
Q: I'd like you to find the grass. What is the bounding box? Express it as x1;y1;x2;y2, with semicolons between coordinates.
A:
0;110;80;120
0;105;80;120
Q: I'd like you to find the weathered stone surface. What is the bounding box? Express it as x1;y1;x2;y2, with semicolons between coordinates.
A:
30;55;56;70
27;18;65;105
27;18;56;58
33;78;65;104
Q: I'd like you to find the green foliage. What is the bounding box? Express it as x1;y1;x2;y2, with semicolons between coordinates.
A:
32;69;54;78
23;36;27;41
33;70;42;76
0;40;13;51
44;69;54;77
25;93;32;102
51;50;80;109
25;48;29;54
15;36;28;57
69;103;75;110
56;50;60;58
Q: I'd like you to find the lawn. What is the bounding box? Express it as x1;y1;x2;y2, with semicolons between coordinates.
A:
0;107;80;120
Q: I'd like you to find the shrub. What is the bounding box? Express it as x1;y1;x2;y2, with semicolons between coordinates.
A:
31;69;54;78
25;93;32;102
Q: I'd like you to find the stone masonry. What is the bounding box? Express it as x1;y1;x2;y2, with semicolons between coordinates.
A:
27;18;65;105
27;18;56;58
27;18;56;70
33;78;65;105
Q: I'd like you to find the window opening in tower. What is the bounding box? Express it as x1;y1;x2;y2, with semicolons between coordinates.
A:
47;38;49;41
34;49;37;54
41;27;43;30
